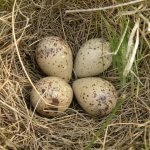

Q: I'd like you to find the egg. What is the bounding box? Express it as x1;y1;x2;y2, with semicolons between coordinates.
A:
74;38;112;78
72;77;117;116
36;36;73;82
30;77;73;117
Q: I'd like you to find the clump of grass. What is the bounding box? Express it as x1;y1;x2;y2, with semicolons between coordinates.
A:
85;3;150;148
105;16;129;87
0;0;14;11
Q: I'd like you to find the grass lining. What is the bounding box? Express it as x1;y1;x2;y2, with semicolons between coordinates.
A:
0;0;149;149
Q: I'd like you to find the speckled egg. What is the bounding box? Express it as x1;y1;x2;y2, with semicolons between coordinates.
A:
36;36;73;82
74;38;112;78
72;77;117;116
30;77;73;117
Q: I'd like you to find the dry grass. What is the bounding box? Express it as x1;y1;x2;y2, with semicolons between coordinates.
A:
0;0;150;149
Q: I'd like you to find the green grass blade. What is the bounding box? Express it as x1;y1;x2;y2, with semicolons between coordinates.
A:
85;97;125;150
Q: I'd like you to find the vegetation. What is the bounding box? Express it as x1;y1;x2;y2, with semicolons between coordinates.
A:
0;0;149;149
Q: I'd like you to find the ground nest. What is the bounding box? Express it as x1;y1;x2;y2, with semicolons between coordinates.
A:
0;0;150;150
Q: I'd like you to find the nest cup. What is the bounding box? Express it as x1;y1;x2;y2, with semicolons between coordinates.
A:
0;0;149;149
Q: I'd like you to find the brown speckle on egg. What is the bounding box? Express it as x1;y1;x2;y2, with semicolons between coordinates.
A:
49;98;59;111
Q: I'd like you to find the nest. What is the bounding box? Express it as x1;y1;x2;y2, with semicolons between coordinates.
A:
0;0;150;149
